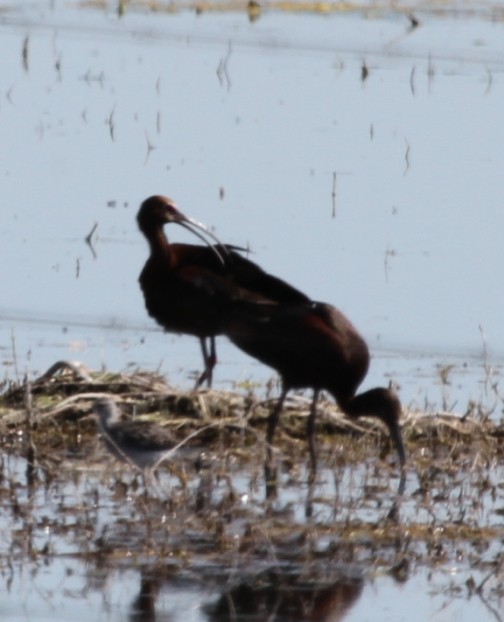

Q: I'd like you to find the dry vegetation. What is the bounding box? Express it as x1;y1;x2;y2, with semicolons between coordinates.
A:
78;0;504;20
1;358;502;457
1;360;504;617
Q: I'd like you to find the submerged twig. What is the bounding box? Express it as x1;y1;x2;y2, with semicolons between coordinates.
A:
216;41;233;90
22;35;29;72
144;130;156;164
331;172;337;218
85;222;98;259
403;138;411;175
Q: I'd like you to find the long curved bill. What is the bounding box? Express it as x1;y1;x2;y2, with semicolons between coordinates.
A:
179;216;229;266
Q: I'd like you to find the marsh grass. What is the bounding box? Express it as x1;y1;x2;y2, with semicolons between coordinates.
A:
2;359;504;616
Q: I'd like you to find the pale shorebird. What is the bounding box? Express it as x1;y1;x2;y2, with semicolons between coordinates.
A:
94;397;179;473
93;397;214;499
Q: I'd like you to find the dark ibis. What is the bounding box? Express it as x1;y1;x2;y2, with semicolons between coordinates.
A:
137;195;310;387
223;300;406;474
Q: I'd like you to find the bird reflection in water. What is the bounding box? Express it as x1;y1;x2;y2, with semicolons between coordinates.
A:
129;572;161;622
126;567;366;622
205;570;364;622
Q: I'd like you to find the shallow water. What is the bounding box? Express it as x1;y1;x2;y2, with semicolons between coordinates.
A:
1;438;504;622
1;1;504;619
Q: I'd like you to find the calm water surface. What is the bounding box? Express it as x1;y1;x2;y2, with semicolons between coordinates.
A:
2;445;504;622
1;1;503;415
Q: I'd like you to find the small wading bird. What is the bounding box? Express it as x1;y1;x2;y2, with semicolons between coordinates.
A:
222;300;406;477
94;397;179;474
137;195;310;387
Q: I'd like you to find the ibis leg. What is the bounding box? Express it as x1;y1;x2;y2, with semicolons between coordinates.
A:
307;390;320;477
196;337;217;388
265;385;288;499
267;385;288;449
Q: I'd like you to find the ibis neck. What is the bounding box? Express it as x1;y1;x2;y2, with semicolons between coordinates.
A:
143;224;172;259
337;387;406;467
336;387;389;420
337;393;362;418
